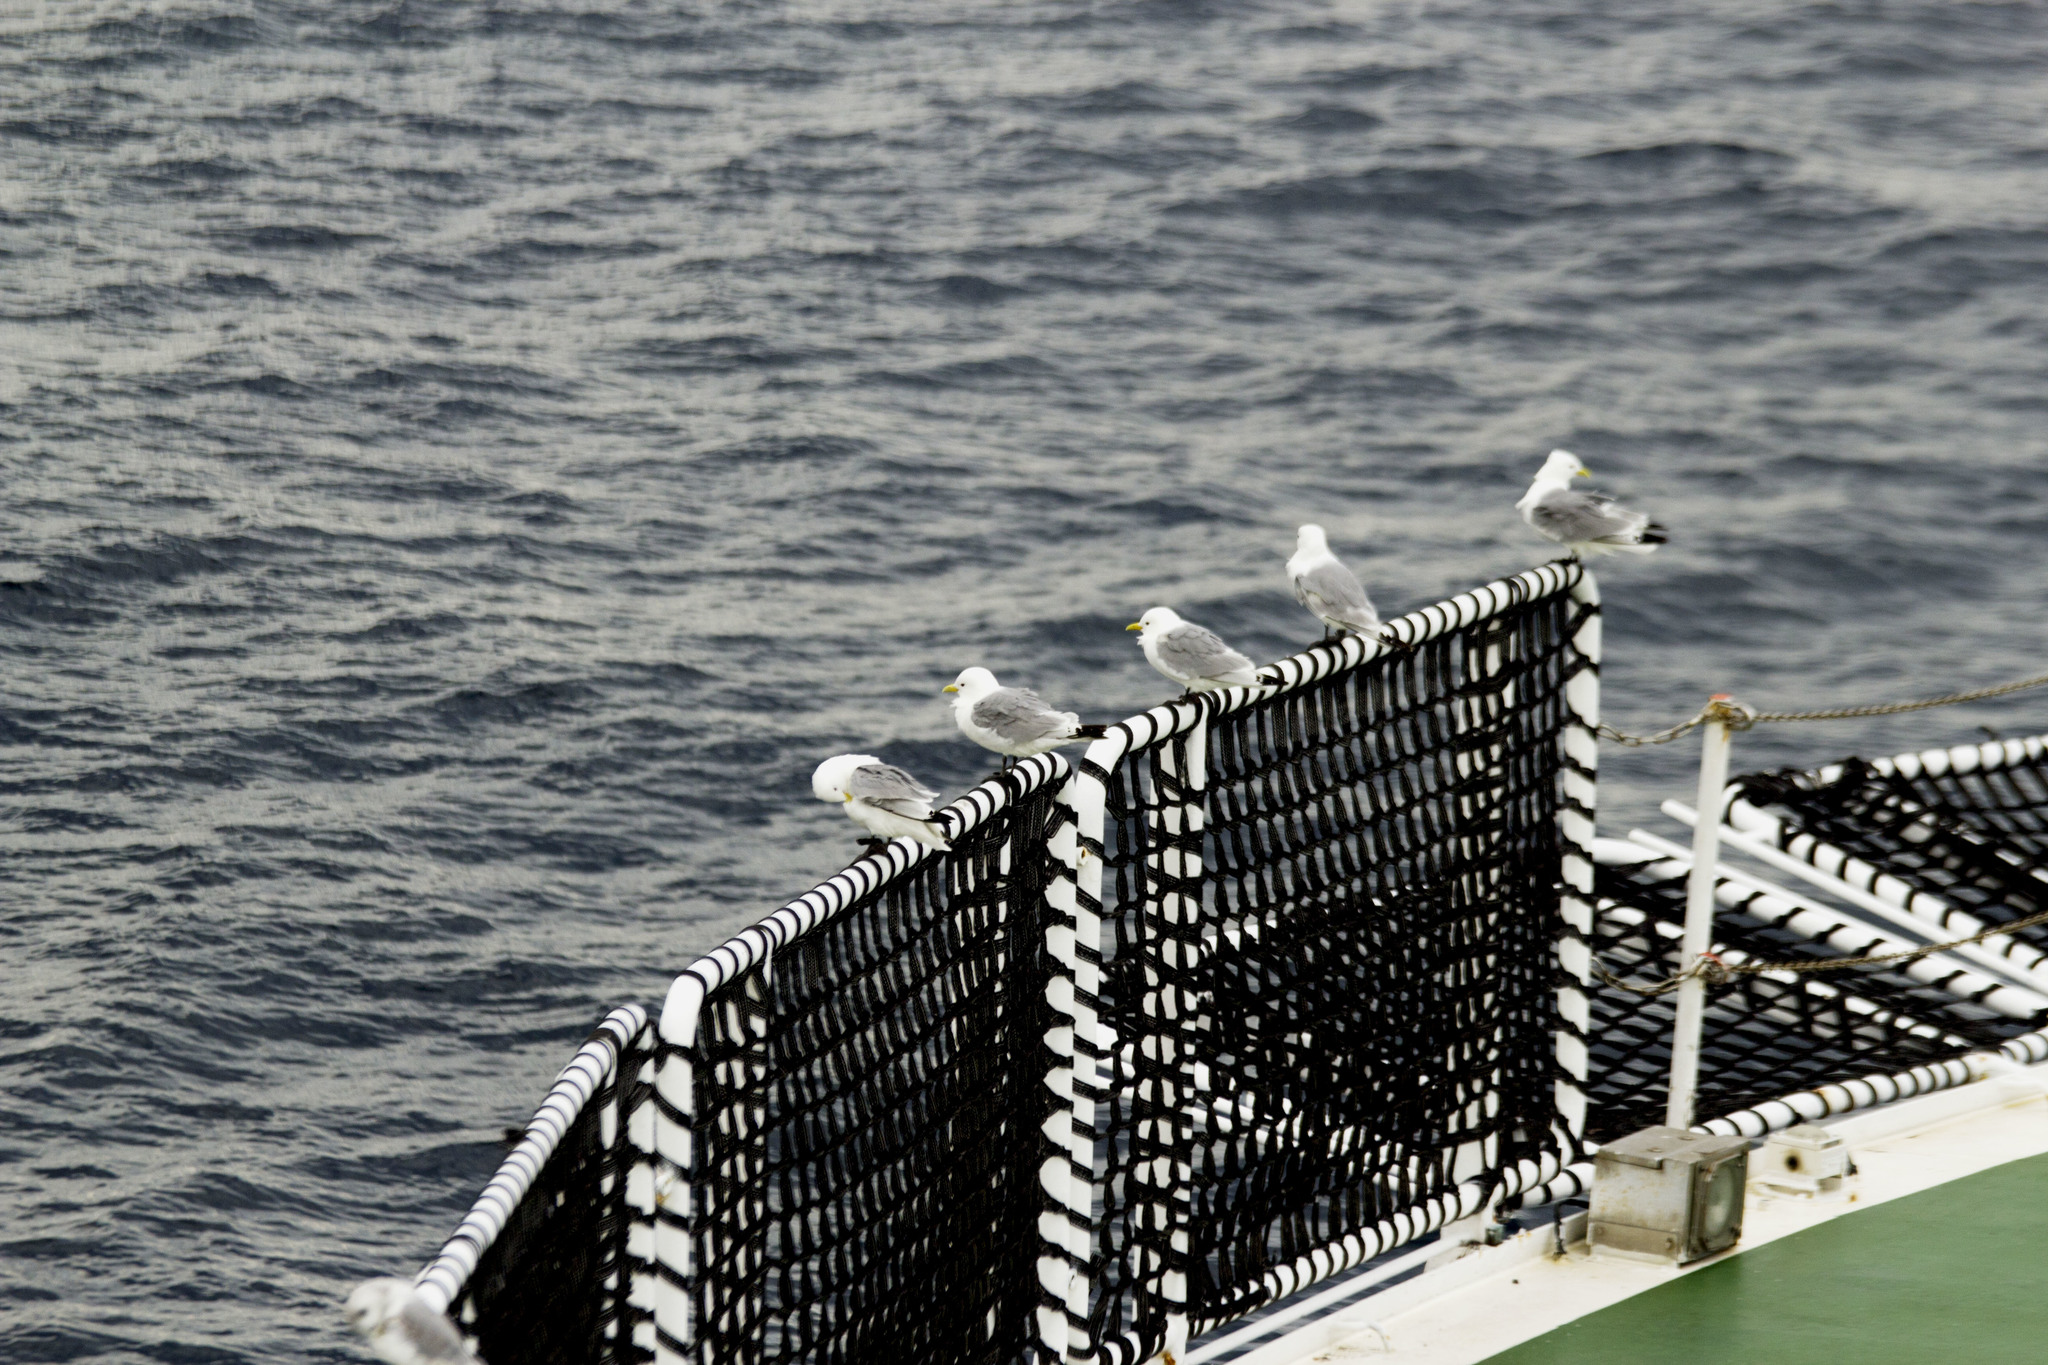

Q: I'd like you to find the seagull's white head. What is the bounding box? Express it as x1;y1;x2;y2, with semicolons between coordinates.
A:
1128;606;1185;636
943;666;1000;699
812;753;880;804
1536;449;1590;483
344;1278;408;1339
1295;524;1330;556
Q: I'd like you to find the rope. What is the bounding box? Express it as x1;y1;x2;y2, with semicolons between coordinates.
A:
1593;903;2048;997
1597;669;2048;747
1751;669;2048;723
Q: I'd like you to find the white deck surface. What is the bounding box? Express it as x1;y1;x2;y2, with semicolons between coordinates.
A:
1210;1061;2048;1365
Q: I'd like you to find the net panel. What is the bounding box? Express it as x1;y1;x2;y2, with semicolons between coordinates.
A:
1077;572;1596;1353
1876;737;2048;860
452;1020;658;1365
1584;859;2037;1142
674;771;1063;1365
1735;742;2048;955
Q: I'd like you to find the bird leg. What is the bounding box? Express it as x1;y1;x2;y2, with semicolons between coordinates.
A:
858;837;890;856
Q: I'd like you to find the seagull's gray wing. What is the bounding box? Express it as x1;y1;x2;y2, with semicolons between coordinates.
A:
1292;560;1379;630
848;763;939;817
971;688;1073;745
396;1297;476;1364
1528;488;1652;544
1157;623;1255;680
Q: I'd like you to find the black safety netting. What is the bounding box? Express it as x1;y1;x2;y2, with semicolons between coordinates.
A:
421;610;2048;1365
1735;745;2048;956
673;776;1063;1365
451;1021;657;1365
1080;580;1595;1354
1585;857;2043;1142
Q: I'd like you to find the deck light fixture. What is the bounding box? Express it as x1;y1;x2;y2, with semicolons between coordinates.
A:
1589;1125;1749;1263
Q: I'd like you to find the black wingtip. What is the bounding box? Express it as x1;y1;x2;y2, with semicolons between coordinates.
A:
1640;524;1669;545
1075;723;1110;740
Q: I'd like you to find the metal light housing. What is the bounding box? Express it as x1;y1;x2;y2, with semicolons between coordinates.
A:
1589;1125;1748;1263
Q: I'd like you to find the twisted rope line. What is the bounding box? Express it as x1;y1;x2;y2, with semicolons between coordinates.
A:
1594;902;2048;997
1598;669;2048;747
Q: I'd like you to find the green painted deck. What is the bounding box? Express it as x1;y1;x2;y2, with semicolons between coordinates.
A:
1483;1152;2048;1365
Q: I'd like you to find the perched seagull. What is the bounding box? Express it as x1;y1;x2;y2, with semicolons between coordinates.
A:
344;1279;482;1365
1287;524;1399;644
1129;607;1261;693
811;753;952;852
1517;450;1667;558
943;667;1106;764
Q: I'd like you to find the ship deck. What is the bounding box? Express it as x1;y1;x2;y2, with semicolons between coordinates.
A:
1217;1062;2048;1365
1490;1149;2048;1364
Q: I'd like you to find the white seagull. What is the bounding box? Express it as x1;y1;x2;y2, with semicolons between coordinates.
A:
1286;524;1398;643
811;753;952;852
344;1279;482;1365
1517;450;1666;558
943;667;1106;763
1128;607;1261;693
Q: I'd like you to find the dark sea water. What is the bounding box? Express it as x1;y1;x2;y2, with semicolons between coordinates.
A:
4;2;2046;1360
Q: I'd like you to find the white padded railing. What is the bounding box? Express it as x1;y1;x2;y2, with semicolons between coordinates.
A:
1041;559;1600;1365
1709;794;2048;997
1696;1027;2048;1138
647;751;1071;1365
1825;731;2048;785
1610;832;2048;1020
415;1003;650;1315
654;750;1068;1046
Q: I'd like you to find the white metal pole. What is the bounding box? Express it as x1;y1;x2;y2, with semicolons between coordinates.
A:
1665;697;1736;1131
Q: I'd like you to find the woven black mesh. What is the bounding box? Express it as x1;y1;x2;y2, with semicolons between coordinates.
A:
1585;859;2038;1142
453;1021;656;1365
1080;581;1594;1351
675;777;1061;1365
1736;748;2048;954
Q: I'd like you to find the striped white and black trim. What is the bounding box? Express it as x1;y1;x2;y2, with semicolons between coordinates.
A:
414;1004;650;1315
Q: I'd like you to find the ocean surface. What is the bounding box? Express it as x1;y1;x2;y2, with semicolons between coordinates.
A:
3;1;2046;1360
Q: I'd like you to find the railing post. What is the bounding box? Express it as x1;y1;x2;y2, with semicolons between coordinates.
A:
1144;712;1207;1358
618;1029;659;1363
652;984;701;1365
1665;695;1738;1131
1042;746;1113;1360
1557;571;1600;1147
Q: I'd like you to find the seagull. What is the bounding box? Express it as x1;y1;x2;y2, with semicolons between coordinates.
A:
1517;450;1667;558
1287;524;1399;644
1128;607;1261;693
344;1279;482;1365
811;753;952;853
943;667;1107;765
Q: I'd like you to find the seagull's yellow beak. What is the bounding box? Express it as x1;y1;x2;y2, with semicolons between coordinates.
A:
1126;622;1143;632
842;792;852;802
942;684;958;693
1577;466;1592;478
